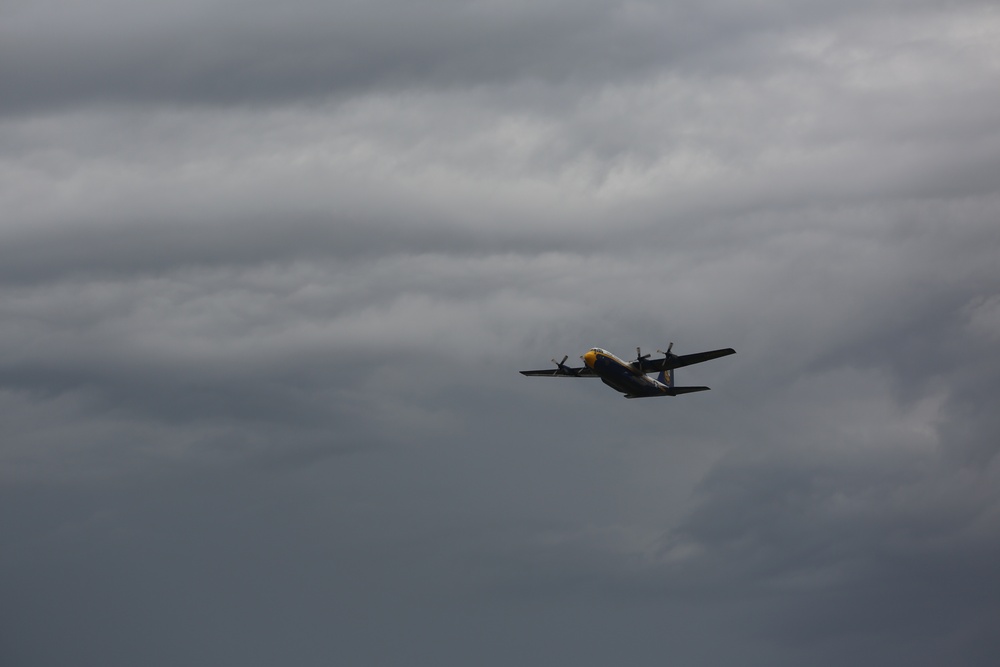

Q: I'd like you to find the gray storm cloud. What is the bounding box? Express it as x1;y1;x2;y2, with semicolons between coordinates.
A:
2;1;999;665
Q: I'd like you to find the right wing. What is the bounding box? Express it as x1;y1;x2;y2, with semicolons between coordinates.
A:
644;347;736;372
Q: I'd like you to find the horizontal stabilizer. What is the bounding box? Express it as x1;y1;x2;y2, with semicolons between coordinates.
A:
667;386;711;395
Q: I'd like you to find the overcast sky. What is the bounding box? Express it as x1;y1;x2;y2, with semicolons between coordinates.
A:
2;1;1000;665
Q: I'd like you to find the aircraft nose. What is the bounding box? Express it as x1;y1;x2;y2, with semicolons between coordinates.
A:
582;350;597;368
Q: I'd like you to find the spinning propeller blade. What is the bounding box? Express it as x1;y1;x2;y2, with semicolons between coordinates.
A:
633;347;652;374
551;355;573;375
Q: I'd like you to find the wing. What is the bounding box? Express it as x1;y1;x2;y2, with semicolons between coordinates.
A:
519;366;598;378
643;347;736;372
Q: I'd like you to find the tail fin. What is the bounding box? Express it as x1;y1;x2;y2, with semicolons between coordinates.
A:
659;367;710;395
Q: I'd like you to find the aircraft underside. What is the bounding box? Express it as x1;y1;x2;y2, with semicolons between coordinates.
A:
595;363;667;398
600;376;665;399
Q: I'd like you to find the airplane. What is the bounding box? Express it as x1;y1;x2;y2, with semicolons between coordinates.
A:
520;343;735;399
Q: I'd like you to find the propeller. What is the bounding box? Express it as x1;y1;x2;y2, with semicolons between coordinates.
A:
633;346;651;374
657;342;674;358
551;355;572;375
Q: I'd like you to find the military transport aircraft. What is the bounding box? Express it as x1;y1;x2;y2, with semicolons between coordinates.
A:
520;344;735;399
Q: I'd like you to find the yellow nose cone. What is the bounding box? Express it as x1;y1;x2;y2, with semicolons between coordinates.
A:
583;350;597;368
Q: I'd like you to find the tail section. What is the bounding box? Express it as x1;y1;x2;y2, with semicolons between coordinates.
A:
658;367;710;396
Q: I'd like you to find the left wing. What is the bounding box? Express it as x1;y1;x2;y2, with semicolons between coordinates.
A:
642;347;736;372
519;366;597;378
520;355;598;378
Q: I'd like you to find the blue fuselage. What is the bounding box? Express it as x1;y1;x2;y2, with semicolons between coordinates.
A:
582;348;668;398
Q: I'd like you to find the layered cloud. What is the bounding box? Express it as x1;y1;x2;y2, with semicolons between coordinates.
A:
2;1;999;665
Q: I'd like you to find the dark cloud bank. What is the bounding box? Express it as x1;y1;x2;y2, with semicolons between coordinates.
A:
2;1;1000;665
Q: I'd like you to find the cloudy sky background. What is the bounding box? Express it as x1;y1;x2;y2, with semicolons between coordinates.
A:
2;0;1000;664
